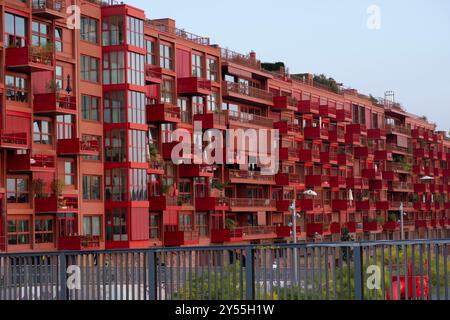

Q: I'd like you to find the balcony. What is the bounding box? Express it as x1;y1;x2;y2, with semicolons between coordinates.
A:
363;222;382;232
328;129;345;143
0;131;28;149
356;201;370;211
227;110;274;129
319;103;337;118
305;175;330;188
382;171;395;181
332;200;349;211
194;112;227;130
279;147;300;161
274;121;302;136
149;196;193;211
148;160;165;175
179;164;213;178
383;221;400;231
146;104;181;123
304;126;328;140
414;184;427;193
276;226;292;238
164;230;199;247
370;180;388;190
272;96;298;111
330;222;341;234
195;197;229;211
367;128;385;140
162;142;193;161
413;148;429;159
32;0;66;19
229;198;276;212
345;133;361;146
346;222;357;233
145;65;163;84
346;177;369;189
299;149;321;163
338;154;353;166
411;129;425;139
320;151;338;164
336;109;352;122
178;77;212;96
5;46;53;72
57;138;99;156
7;153;55;172
240;226;277;240
385;124;410;136
33;93;77;115
354;147;369;158
415;220;430;228
222;81;273;105
58;236;100;251
346;124;366;135
376;201;389;210
306;223;323;237
297;199;315;212
276;200;291;212
386;144;411;155
275;173;304;187
35;196;78;213
390;181;413;192
210;229;231;243
227;170;275;185
298;100;319;114
374;150;392;161
362;169;382;180
330;176;346;189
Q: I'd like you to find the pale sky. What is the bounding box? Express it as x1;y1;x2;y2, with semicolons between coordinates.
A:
126;0;450;131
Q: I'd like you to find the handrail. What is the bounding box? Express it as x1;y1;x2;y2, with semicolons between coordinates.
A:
145;20;210;46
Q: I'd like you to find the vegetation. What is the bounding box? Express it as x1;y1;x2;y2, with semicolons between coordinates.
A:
51;179;64;197
313;74;341;94
32;179;46;199
261;62;285;72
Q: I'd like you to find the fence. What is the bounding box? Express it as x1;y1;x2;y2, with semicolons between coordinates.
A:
0;240;448;300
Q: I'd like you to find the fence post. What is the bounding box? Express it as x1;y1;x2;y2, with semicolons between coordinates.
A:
245;247;254;300
59;253;67;300
353;245;364;300
148;250;157;300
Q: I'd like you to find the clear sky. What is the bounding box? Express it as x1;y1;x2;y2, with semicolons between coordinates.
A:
126;0;450;131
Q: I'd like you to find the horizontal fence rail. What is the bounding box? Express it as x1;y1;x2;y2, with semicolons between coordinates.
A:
0;240;448;300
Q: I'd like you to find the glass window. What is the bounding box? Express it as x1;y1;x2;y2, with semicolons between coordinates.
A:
8;219;30;245
126;16;144;48
102;16;124;46
104;91;126;123
207;57;218;82
191;52;203;77
81;95;100;121
64;161;75;185
5;13;26;48
83;216;101;236
81;16;98;43
103;51;125;85
32;20;50;47
159;43;173;70
82;175;101;201
7;177;29;204
81;55;99;82
35;218;54;244
33;119;53;145
146;39;156;65
161;77;174;104
5;74;28;102
55;28;63;52
106;208;128;241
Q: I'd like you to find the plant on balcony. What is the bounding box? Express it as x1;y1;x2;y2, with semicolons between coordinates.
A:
32;178;46;199
51;178;64;198
376;215;385;224
225;218;237;230
388;213;398;222
161;181;169;195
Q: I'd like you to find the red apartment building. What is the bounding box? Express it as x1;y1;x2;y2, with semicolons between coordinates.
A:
0;0;449;253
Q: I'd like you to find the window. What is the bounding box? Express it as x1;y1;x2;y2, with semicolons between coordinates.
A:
178;179;192;205
127;52;145;86
191;52;203;77
5;74;28;102
33;119;53;145
126;16;144;48
207;57;218;82
5;13;26;48
103;51;125;85
80;16;98;43
160;43;173;70
129;169;148;201
105;129;126;162
56;115;74;140
35;217;54;244
82;175;101;201
196;213;208;237
81;55;99;82
102;15;124;46
82;135;101;161
207;90;219;112
149;213;160;239
7;177;29;204
105;168;127;201
192;96;204;115
83;216;101;236
32;20;50;47
81;95;100;121
161;77;174;103
55;65;63;90
64;161;75;186
55;28;63;52
179;212;193;231
104;90;126;123
106;208;128;241
128;130;147;163
8;219;30;245
146;39;156;65
128;91;146;124
178;98;191;124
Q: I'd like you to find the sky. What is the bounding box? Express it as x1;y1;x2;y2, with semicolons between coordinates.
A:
126;0;450;131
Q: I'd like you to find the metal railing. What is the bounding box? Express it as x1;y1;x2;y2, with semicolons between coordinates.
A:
221;48;261;69
0;240;448;300
32;0;65;12
145;20;210;46
228;170;275;183
223;81;273;102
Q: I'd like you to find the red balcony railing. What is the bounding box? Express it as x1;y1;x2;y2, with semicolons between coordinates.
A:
57;138;99;156
229;198;276;210
330;176;346;188
273;96;298;111
306;223;323;236
0;131;28;149
146;104;181;123
210;229;231;243
276;226;292;238
227;170;275;185
35;195;78;213
145;65;163;84
179;164;213;178
332;200;349;211
305;175;330;187
363;222;382;232
58;235;100;251
193;112;227;130
33;93;77;115
178;77;212;96
367;128;385;140
336;109;352;122
319;103;337;118
299;149;321;162
228;110;274;128
32;0;66;19
5;46;53;72
163;230;200;247
338;154;353;166
240;226;277;238
7;153;55;172
385;124;411;136
222;81;273;103
298;100;319;114
220;48;261;69
195;197;229;211
304;126;328;140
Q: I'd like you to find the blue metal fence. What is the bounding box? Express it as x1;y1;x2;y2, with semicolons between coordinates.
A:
0;240;448;300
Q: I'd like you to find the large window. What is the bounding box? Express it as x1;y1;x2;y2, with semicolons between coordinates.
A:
128;130;147;163
81;95;100;121
7;177;29;204
5;13;26;48
8;219;30;245
105;129;126;162
103;51;125;85
32;20;50;47
5;74;28;102
129;169;148;201
160;43;173;70
106;208;128;241
82;175;101;201
149;213;160;239
64;160;75;186
179;212;193;231
146;39;156;65
35;217;54;244
56;115;74;140
102;15;124;46
33;119;53;145
83;216;101;236
191;52;203;77
81;16;98;43
161;77;174;104
207;57;218;82
128;91;146;124
126;16;144;48
196;213;209;237
55;65;63;90
82;135;102;161
81;55;99;82
104;90;126;123
55;28;63;52
207;90;220;112
105;168;127;201
127;52;145;86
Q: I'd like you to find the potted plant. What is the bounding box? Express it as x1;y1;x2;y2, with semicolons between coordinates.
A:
161;181;169;196
51;179;65;208
211;180;227;197
32;179;46;199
